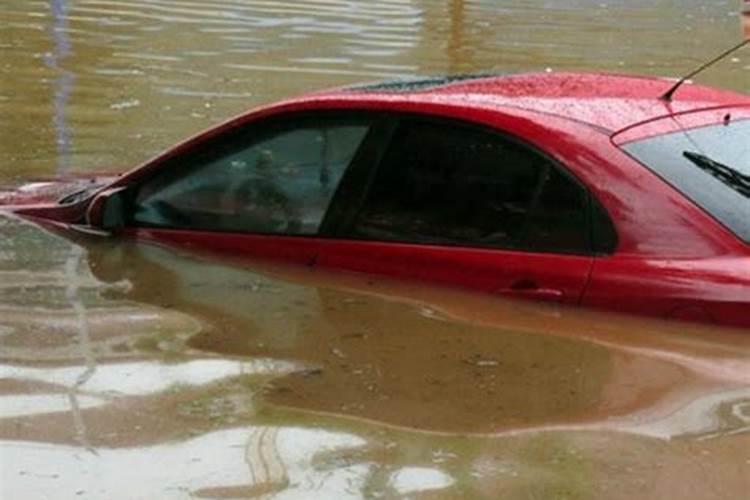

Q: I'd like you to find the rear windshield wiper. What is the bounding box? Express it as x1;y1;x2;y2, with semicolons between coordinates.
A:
683;151;750;198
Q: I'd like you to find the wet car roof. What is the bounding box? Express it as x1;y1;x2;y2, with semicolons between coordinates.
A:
321;72;750;133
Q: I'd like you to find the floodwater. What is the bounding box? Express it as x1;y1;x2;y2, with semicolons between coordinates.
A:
1;1;749;499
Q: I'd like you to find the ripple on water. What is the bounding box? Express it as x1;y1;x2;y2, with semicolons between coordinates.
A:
2;0;745;182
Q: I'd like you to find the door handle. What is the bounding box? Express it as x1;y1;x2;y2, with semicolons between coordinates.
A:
500;279;565;303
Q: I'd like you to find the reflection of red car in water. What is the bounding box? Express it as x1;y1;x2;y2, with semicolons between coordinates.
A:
2;72;750;328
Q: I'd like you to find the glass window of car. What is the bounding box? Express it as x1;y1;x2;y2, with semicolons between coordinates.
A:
348;119;592;254
131;117;370;235
622;119;750;243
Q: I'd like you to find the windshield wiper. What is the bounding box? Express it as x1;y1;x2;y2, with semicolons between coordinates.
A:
683;151;750;198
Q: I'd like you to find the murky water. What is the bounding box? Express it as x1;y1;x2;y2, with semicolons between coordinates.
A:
1;1;750;499
1;0;748;185
2;213;750;499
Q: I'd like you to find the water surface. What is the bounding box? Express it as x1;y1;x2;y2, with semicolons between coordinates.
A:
0;0;747;183
2;211;750;499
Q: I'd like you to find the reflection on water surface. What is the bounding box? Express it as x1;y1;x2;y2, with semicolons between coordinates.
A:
1;213;750;499
0;0;747;184
1;0;749;498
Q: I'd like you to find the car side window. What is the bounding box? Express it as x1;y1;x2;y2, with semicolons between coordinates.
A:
131;117;370;235
349;119;591;254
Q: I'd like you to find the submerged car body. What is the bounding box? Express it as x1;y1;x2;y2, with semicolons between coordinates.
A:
3;72;749;328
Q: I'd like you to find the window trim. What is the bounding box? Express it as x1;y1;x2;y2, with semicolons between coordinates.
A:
118;108;619;255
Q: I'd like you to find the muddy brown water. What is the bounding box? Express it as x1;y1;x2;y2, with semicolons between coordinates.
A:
1;1;750;499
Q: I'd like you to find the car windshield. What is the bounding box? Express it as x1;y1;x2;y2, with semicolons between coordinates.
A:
621;118;750;243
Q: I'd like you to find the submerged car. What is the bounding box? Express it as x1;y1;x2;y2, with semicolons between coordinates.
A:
2;72;749;328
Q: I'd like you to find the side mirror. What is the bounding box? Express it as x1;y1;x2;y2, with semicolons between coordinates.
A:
86;186;129;231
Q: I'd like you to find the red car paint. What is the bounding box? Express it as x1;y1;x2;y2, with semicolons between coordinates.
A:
4;72;750;328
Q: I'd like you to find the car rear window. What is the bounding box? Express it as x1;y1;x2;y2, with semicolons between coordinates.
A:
621;119;750;243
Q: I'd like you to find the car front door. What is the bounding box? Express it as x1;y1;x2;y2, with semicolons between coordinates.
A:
317;117;596;305
122;114;376;264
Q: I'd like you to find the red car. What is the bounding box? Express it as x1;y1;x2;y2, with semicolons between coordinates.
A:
2;72;749;328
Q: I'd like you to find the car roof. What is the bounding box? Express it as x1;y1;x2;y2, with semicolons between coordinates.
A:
311;71;750;134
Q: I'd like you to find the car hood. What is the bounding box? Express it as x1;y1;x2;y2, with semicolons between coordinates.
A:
0;177;116;207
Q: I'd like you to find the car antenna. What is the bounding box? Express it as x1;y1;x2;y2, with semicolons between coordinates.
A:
660;39;749;102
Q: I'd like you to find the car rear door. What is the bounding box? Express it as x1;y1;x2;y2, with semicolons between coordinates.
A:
317;116;595;305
